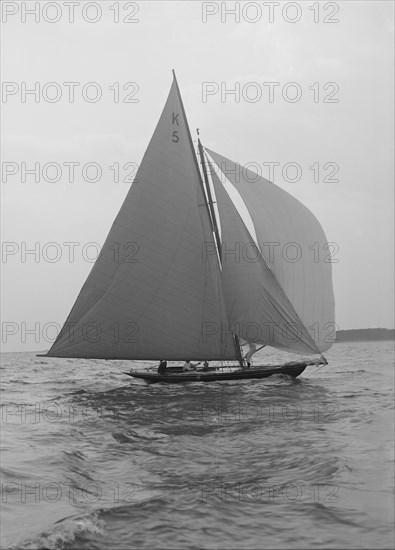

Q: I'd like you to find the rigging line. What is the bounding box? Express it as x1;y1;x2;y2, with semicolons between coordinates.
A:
251;345;266;353
304;364;327;378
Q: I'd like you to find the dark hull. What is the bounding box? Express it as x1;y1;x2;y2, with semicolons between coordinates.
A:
124;362;308;384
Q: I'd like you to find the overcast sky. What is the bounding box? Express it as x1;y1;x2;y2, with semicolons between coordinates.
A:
1;0;394;352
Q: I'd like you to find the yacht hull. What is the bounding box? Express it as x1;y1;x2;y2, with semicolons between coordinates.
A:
124;362;309;384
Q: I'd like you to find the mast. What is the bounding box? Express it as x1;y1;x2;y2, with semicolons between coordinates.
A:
172;70;243;366
171;71;209;220
197;136;244;368
197;138;222;257
171;71;219;251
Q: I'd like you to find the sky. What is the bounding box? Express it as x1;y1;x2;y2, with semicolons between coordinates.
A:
1;0;394;352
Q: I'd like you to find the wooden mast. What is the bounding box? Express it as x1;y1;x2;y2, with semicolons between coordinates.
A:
172;70;244;367
197;136;244;368
197;137;222;256
172;70;243;366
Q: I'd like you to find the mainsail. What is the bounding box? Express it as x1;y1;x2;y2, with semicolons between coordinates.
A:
208;162;322;355
206;149;335;353
47;76;235;360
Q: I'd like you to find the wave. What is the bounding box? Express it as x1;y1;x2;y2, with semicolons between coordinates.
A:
7;513;105;550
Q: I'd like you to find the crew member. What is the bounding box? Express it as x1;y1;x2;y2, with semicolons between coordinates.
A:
157;360;167;374
183;360;200;371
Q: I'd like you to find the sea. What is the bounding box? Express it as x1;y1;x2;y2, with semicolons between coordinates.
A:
1;341;394;550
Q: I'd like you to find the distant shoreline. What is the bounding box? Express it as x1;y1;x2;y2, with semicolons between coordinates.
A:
336;328;395;342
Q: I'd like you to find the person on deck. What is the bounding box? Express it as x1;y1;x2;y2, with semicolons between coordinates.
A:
202;361;209;371
244;343;257;368
183;360;200;371
157;360;167;374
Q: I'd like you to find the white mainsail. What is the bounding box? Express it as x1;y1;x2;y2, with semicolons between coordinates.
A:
47;77;235;360
208;162;322;355
206;149;335;353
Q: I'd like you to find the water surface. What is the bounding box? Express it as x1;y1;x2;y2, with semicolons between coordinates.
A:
1;341;394;549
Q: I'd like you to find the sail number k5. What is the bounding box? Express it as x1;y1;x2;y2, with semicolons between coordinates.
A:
172;112;180;143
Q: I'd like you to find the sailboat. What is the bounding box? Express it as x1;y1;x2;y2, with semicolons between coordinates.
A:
42;71;335;383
